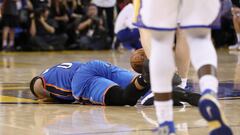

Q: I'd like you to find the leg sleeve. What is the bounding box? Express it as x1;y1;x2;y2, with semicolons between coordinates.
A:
105;84;148;106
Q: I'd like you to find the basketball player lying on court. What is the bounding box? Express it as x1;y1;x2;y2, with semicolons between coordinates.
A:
29;60;200;106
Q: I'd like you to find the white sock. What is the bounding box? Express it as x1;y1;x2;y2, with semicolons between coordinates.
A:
178;78;188;89
199;75;218;94
9;40;14;47
237;33;240;43
2;40;7;47
154;100;173;124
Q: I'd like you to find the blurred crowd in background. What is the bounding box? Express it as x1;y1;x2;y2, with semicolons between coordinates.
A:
0;0;238;51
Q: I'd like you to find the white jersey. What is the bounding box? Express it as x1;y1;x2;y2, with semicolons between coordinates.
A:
115;4;136;33
91;0;116;8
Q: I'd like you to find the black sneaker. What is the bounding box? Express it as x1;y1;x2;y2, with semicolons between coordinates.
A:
140;90;183;106
8;46;15;51
173;87;201;106
2;46;8;52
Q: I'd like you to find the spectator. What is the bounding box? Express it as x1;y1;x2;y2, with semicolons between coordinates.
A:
18;0;33;26
31;0;51;9
66;0;84;23
1;0;18;51
81;0;91;6
65;0;85;45
229;0;240;50
28;6;67;51
92;0;116;45
212;0;236;48
50;0;69;34
116;0;131;13
115;1;142;50
15;0;34;50
70;4;111;50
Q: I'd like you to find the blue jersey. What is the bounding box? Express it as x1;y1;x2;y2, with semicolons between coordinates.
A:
40;60;136;104
41;62;82;102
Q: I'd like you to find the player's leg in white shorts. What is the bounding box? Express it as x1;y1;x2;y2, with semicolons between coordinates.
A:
179;0;220;94
134;0;180;134
180;1;233;134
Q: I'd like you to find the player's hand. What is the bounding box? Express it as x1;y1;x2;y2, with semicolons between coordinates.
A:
87;18;92;25
39;16;45;23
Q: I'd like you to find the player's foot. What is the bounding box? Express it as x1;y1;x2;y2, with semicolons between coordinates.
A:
228;44;240;50
2;46;8;52
153;121;176;135
172;73;182;87
8;46;15;52
199;90;233;135
141;90;183;106
173;87;201;106
140;91;153;105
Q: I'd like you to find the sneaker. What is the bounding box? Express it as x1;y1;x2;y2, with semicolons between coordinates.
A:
140;90;183;106
173;87;201;106
140;91;154;106
228;44;240;50
8;46;15;51
153;121;176;135
198;90;233;135
172;73;182;87
2;46;8;52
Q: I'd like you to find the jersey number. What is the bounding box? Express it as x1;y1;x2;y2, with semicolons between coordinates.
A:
57;63;73;69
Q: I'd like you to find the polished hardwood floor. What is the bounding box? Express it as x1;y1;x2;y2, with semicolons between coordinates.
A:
0;49;239;135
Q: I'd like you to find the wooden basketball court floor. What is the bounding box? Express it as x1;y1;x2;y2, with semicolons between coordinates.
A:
0;49;239;135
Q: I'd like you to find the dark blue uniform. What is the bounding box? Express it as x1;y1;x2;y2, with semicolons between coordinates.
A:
40;60;136;105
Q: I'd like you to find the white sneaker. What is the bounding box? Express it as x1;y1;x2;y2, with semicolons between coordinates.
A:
228;44;240;50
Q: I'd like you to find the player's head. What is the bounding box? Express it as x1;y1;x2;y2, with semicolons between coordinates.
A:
29;76;51;100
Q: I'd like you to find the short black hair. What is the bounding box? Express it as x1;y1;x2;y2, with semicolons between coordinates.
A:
88;3;97;8
29;76;43;98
